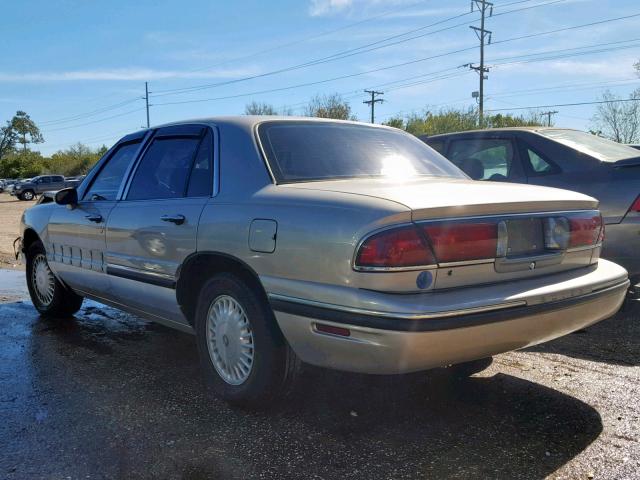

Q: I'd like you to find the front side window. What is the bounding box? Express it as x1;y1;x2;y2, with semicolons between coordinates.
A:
448;139;514;181
84;141;140;201
38;177;51;184
127;137;200;201
258;122;464;182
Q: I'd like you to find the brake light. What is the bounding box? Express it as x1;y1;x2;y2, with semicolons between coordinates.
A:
630;195;640;213
569;214;603;248
355;226;435;269
423;223;497;263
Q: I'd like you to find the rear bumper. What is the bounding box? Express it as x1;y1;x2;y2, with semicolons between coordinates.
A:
270;260;628;374
602;218;640;282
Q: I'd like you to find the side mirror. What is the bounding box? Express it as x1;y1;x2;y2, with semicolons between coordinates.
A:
55;187;78;207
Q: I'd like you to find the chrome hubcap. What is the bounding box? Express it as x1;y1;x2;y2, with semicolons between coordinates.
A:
31;254;54;306
206;295;254;385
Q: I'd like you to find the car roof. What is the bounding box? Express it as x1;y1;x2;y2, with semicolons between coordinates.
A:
127;116;398;139
424;127;580;140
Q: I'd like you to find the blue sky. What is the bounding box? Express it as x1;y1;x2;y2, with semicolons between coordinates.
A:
1;0;639;155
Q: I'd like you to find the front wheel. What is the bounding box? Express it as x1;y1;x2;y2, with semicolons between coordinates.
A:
20;190;35;201
195;273;300;407
26;241;83;317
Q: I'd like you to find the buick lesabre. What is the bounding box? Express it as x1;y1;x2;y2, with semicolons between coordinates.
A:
18;117;629;405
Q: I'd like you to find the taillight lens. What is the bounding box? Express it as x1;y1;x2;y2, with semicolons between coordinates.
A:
423;223;497;263
355;226;435;269
630;195;640;213
569;213;603;248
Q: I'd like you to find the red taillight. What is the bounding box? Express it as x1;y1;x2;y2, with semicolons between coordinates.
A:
423;223;497;263
569;214;603;248
355;226;435;269
630;196;640;213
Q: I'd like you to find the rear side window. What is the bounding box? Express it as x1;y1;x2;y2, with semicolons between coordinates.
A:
84;141;141;201
127;137;200;201
448;139;514;181
525;148;557;175
187;130;213;197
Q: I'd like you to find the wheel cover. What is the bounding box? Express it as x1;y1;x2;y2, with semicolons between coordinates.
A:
31;254;55;306
206;295;254;385
24;191;33;199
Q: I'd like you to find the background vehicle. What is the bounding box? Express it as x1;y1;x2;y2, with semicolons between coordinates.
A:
421;128;640;285
11;175;75;201
628;144;640;151
19;118;628;406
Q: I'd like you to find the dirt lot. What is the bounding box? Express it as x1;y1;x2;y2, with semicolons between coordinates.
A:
0;193;32;268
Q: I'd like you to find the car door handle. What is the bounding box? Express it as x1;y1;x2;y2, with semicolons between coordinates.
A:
85;214;103;223
160;214;186;225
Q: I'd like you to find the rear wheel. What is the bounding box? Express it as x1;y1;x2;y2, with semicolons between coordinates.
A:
195;273;299;407
20;190;35;201
26;241;83;317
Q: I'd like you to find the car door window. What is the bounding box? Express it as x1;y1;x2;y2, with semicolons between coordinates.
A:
84;141;141;201
186;130;213;197
127;136;200;201
40;177;51;184
448;139;514;181
525;148;557;175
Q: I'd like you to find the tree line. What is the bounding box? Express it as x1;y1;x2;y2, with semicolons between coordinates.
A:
2;60;638;181
0;111;107;178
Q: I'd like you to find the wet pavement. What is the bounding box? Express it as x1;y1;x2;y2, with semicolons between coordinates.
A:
0;269;639;479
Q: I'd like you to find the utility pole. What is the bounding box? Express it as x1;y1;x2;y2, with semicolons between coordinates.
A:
541;110;558;127
468;0;492;127
363;90;384;123
144;82;150;128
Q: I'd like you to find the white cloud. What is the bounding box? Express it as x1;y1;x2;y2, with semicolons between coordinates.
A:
309;0;354;16
0;66;261;83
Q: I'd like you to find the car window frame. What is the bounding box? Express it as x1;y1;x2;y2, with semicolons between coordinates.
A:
517;138;562;178
445;135;526;181
80;136;148;202
121;124;218;202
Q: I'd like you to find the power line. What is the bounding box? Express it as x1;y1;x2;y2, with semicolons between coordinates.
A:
39;97;140;126
150;0;571;99
469;0;493;126
42;107;146;133
485;98;640;112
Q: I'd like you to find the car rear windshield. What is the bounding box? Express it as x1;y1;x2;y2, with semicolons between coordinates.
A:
537;129;639;162
257;121;465;183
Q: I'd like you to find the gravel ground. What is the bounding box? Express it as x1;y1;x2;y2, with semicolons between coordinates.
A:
0;193;32;268
0;270;638;479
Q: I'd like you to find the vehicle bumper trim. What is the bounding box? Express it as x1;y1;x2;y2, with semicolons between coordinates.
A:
268;280;629;332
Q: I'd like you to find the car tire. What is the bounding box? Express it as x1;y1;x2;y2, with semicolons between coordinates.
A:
20;190;35;201
194;272;300;407
447;357;493;378
26;240;83;317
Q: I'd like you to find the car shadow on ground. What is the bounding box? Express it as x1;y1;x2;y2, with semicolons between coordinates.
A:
526;299;640;366
0;300;604;480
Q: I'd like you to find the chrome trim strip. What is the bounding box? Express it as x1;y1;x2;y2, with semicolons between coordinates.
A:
438;258;495;267
413;209;600;224
267;293;527;320
105;263;175;280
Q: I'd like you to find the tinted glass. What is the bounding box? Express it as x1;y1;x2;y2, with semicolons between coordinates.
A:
538;129;639;162
258;122;463;182
85;141;140;201
40;177;52;184
127;137;200;200
52;175;65;182
448;139;514;181
187;130;213;197
526;148;555;174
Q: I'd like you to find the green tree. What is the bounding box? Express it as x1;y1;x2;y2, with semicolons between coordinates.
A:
11;111;44;153
304;93;355;120
0;119;17;161
383;117;404;129
45;143;106;176
0;150;45;178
